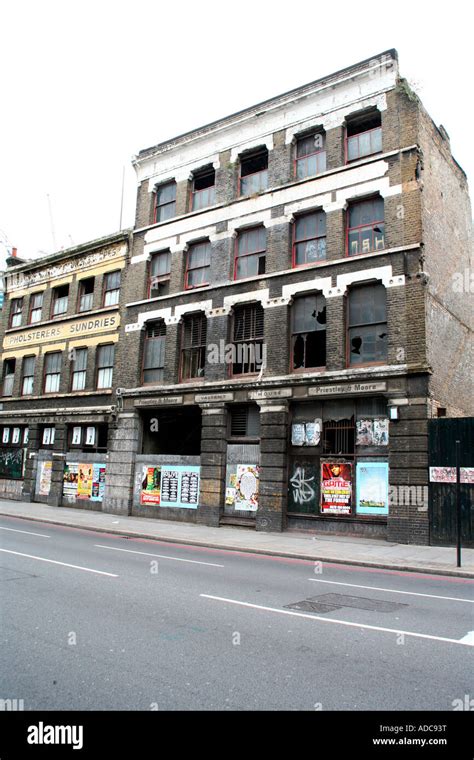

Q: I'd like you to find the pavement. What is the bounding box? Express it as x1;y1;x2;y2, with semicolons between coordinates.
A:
0;497;472;577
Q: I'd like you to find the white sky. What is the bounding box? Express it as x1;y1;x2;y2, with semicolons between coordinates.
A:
0;0;471;264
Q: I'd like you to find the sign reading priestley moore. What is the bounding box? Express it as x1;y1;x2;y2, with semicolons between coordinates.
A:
3;313;120;349
309;382;387;396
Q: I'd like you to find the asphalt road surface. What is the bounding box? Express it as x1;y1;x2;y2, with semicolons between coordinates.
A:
1;515;473;711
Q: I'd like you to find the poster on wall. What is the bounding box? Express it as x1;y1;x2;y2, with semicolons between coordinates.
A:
140;465;200;508
225;487;236;506
356;462;389;515
63;463;79;499
77;464;93;499
140;466;162;505
234;464;259;512
91;464;106;501
373;419;389;446
291;424;305;446
305;420;321;446
429;467;474;484
2;428;10;444
12;428;21;444
320;462;352;515
72;427;82;445
356;419;374;446
37;461;52;496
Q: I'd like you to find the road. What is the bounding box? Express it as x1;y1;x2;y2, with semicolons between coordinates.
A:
0;514;473;711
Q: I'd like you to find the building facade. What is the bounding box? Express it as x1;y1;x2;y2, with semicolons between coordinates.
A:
1;50;472;544
0;232;130;506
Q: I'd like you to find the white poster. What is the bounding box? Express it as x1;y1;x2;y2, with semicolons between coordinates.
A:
85;426;96;446
234;464;259;512
2;428;10;444
23;427;29;444
72;427;82;445
12;427;21;444
305;419;321;446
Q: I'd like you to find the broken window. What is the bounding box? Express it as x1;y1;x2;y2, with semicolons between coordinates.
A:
347;197;385;255
346;110;382;161
154;181;176;223
235;226;266;279
192;168;216;210
78;277;94;312
348;284;387;365
149;251;171;298
180;313;207;380
185;241;211;288
232;303;264;376
293;211;326;266
295;132;326;178
143;321;166;384
240;149;268;196
292;294;326;370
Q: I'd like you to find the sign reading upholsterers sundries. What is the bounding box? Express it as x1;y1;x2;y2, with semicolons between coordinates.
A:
3;313;120;349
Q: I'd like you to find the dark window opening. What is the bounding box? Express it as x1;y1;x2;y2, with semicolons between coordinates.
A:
51;285;69;317
348;284;387;365
229;405;260;438
181;313;207;380
347;110;382;161
2;359;16;396
240;149;268;196
322;418;355;456
141;408;202;455
192;168;216;210
292;295;326;370
78;277;94;312
67;424;108;453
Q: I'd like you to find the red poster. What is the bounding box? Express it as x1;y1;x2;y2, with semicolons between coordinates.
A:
321;462;352;515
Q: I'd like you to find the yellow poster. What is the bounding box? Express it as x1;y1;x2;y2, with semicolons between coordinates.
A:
77;463;93;499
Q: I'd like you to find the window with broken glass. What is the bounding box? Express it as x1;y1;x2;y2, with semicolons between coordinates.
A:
149;251;171;298
192;168;216;210
239;150;268;196
291;295;326;371
347;284;387;365
347;197;385;255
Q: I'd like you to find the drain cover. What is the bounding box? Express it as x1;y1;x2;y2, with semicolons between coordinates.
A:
285;593;407;615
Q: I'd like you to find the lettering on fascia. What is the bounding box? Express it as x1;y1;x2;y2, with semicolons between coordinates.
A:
3;315;119;348
7;244;126;291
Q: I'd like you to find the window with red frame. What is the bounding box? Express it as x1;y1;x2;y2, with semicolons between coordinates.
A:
293;211;326;266
347;197;384;256
28;292;43;324
235;227;266;280
180;313;207;380
185;241;211;289
291;294;326;371
51;284;69;317
9;298;23;328
154;181;176;223
143;321;166;384
240;149;268;196
149;251;171;298
346;111;382;162
347;283;387;366
295;133;326;178
191;168;215;211
231;303;264;376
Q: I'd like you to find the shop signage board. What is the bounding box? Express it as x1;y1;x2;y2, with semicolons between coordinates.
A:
321;462;352;515
195;393;234;403
140;465;200;508
356;462;389;515
3;313;120;349
309;382;387;397
249;388;292;400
